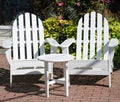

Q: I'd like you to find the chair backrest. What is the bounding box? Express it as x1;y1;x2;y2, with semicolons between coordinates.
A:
12;12;45;60
76;12;109;60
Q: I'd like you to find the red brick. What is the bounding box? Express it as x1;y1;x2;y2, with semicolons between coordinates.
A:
0;54;120;102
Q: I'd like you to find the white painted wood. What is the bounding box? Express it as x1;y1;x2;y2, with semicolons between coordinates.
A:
45;38;75;54
19;14;25;60
46;38;59;47
38;54;74;62
109;38;118;47
25;13;32;59
38;54;74;97
0;25;12;30
2;39;12;48
6;12;73;87
38;18;45;55
96;13;102;60
83;13;89;60
60;38;76;47
69;69;109;75
90;12;95;59
45;62;49;97
5;12;48;87
76;18;82;60
32;14;38;59
64;65;69;96
68;11;118;87
68;60;108;70
12;19;19;60
60;38;76;54
45;38;59;53
103;18;109;60
5;49;12;64
56;78;65;84
109;38;118;72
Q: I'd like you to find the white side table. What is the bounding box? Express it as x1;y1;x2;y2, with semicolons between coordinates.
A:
37;54;74;97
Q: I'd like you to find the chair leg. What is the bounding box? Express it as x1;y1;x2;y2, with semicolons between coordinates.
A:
109;73;111;87
10;74;12;87
68;75;70;87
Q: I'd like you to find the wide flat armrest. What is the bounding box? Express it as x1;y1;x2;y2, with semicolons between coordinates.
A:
109;38;119;70
45;38;59;47
2;39;12;48
109;38;119;48
60;38;76;47
5;49;12;64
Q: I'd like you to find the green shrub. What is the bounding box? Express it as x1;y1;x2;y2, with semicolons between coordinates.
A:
43;17;120;64
43;16;77;42
43;17;77;53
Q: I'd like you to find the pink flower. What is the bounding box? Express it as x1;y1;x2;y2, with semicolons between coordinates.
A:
57;2;64;7
58;15;63;20
106;0;110;3
101;0;111;3
75;2;80;6
101;0;105;3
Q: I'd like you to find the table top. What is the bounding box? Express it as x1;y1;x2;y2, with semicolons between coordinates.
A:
37;54;74;62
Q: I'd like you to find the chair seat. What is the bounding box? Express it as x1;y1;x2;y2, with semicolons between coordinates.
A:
68;59;109;75
68;60;109;69
69;68;109;75
11;68;44;75
11;59;44;67
10;59;45;75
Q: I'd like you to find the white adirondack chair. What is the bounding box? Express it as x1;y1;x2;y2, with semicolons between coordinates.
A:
2;12;54;87
67;12;118;87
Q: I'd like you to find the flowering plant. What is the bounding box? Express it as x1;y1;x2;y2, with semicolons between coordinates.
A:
57;1;64;7
100;0;114;4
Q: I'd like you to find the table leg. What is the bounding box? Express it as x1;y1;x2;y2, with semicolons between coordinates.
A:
64;62;69;97
48;62;53;80
45;61;49;97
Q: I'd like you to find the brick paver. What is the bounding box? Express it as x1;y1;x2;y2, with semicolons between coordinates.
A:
0;54;120;102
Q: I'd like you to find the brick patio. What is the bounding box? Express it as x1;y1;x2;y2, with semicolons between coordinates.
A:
0;54;120;102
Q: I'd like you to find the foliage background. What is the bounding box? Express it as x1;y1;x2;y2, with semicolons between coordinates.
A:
0;0;120;64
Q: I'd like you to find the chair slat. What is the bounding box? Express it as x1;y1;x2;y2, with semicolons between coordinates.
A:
103;18;109;60
18;14;25;60
13;19;19;60
25;13;32;59
76;18;82;60
90;12;96;59
83;13;89;60
31;14;38;59
12;12;46;60
96;13;102;59
76;12;109;61
38;19;45;55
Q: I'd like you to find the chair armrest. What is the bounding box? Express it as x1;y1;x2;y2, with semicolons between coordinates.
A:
45;38;60;53
109;38;119;70
2;39;12;48
60;38;76;54
2;39;12;64
5;49;12;64
45;38;59;47
60;38;76;47
109;38;119;48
